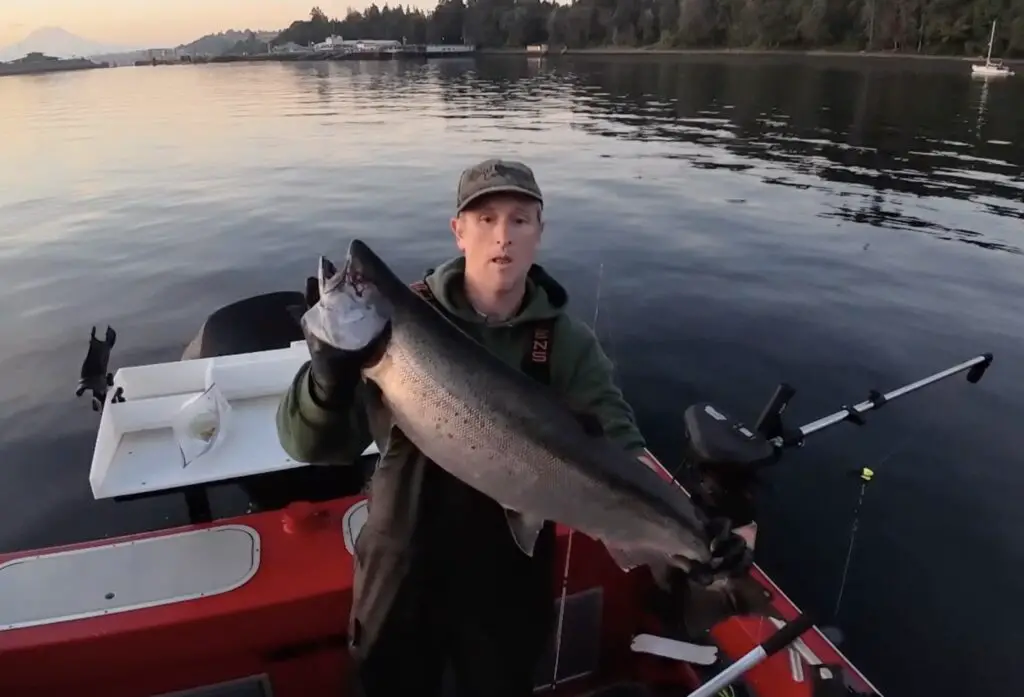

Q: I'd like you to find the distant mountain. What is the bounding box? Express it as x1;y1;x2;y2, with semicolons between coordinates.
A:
0;27;137;62
177;29;281;56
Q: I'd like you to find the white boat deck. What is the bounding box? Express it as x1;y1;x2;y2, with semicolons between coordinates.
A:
89;341;379;500
0;525;260;631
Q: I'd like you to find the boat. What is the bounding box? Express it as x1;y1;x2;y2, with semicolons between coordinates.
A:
0;286;993;697
0;52;108;77
971;21;1015;78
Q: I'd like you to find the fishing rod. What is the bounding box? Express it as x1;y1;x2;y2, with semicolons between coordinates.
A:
755;353;993;449
549;262;605;690
683;613;817;697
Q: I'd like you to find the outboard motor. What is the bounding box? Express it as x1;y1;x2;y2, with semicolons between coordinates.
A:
677;388;793;528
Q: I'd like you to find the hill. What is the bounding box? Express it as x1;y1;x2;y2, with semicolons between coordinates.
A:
176;29;281;56
0;27;135;62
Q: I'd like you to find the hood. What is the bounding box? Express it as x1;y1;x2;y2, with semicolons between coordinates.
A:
423;256;569;327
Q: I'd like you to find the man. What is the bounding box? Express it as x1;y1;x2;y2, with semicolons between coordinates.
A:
276;159;746;696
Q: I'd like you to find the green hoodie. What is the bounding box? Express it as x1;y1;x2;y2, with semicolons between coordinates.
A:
274;254;647;659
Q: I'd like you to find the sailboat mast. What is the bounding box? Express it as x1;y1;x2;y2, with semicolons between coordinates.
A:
987;20;996;63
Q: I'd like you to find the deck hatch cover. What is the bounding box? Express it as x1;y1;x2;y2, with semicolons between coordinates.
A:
0;524;261;631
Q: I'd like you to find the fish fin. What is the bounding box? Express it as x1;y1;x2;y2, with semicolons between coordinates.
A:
505;509;546;557
605;545;647;572
605;546;672;588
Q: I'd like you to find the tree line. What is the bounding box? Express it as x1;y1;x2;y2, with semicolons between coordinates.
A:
268;2;1024;56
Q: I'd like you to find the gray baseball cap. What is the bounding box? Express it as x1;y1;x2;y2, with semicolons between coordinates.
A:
456;158;544;213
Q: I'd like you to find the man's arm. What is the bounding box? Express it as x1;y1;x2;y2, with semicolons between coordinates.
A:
561;322;755;582
561;322;647;457
276;361;373;466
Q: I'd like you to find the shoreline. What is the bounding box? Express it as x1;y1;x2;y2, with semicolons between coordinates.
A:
122;45;1022;70
480;46;1021;64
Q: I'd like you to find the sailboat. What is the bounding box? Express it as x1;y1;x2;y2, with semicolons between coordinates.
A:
971;20;1014;78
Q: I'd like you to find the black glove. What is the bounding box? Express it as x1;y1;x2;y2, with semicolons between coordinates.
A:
688;518;754;586
301;272;380;409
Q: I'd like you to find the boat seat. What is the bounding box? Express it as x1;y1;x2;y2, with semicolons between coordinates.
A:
582;684;654;697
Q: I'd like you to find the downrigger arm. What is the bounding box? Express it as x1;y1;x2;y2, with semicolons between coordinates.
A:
675;353;993;527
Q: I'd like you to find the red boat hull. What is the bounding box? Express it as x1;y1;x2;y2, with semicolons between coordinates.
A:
0;457;881;697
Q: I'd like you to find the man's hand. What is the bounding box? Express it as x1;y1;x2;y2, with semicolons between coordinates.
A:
689;518;755;586
630;450;754;584
300;270;381;409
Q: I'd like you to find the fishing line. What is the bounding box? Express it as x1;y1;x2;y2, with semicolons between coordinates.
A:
592;262;604;331
550;262;604;690
832;428;921;620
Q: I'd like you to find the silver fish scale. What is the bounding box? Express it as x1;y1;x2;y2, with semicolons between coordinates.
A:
362;302;708;560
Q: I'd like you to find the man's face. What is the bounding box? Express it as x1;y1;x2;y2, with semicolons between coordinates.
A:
451;193;544;292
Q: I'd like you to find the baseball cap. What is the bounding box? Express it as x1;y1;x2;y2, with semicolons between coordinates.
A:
456;158;544;213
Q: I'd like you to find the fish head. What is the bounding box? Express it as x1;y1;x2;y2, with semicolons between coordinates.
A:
301;240;397;352
342;238;409;299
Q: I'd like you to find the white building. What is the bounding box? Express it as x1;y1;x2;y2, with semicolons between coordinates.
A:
353;39;402;51
312;35;346;52
312;36;403;53
426;44;475;55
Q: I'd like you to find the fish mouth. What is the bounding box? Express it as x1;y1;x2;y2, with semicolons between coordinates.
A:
303;240;393;353
333;242;374;297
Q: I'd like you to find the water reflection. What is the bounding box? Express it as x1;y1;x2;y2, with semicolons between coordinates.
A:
3;57;1022;697
434;56;1024;255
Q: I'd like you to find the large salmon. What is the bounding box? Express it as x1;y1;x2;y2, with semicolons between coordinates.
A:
302;238;716;582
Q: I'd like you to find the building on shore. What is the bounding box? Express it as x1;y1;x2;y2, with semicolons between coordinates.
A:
207;38;476;63
425;44;475;56
309;35;404;54
146;48;180;60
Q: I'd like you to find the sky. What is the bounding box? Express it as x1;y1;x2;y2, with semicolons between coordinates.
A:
0;0;435;48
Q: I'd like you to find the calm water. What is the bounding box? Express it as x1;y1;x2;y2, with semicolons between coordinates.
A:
1;56;1022;694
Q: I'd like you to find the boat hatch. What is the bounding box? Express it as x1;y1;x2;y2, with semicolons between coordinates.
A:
152;674;273;697
88;343;378;501
0;525;260;631
532;587;604;689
